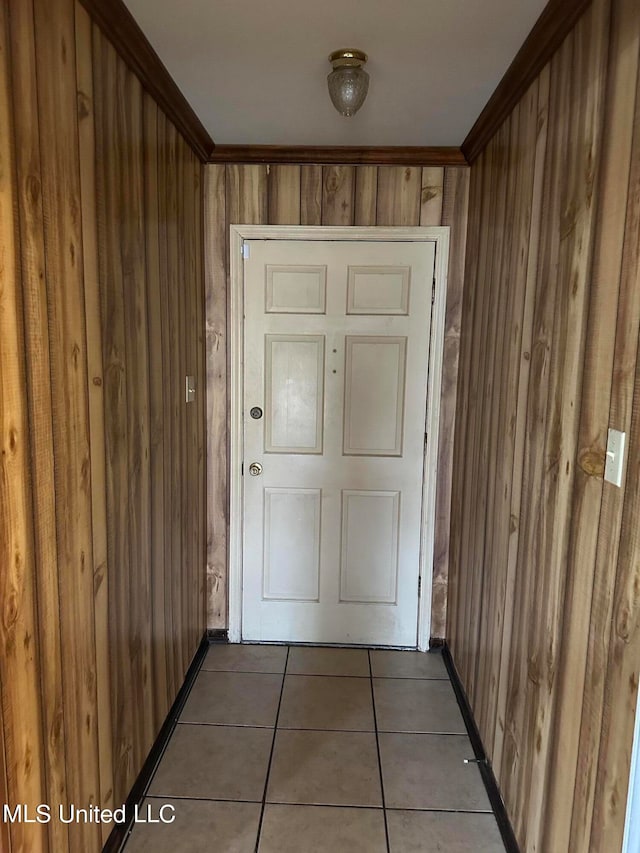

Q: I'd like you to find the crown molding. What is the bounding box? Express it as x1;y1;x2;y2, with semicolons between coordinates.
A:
208;145;468;167
462;0;594;163
79;0;214;161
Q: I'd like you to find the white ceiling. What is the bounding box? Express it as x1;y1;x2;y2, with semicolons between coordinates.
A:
124;0;548;147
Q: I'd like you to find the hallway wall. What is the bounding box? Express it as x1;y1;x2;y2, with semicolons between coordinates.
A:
0;2;205;851
204;163;470;638
447;0;640;849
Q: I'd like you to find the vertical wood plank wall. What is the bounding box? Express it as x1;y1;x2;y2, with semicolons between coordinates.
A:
0;2;206;851
448;0;640;849
204;163;470;636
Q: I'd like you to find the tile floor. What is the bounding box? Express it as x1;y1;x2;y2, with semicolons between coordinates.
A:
125;645;506;852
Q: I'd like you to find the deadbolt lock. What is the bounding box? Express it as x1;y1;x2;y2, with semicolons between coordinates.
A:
248;462;263;476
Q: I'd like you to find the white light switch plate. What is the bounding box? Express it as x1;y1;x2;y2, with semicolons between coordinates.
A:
604;428;626;488
185;375;196;403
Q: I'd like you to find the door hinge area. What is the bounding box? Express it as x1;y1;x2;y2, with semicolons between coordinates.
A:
418;575;422;597
431;277;436;305
242;242;250;260
241;461;244;475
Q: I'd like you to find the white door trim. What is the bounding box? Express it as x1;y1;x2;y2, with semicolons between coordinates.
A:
229;225;450;651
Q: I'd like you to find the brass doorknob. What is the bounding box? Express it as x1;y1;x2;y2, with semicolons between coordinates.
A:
248;462;263;476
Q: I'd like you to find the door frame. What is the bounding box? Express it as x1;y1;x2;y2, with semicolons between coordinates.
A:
229;225;450;650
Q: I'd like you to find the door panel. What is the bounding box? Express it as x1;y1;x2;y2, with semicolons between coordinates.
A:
340;490;400;604
263;488;321;601
343;336;407;456
242;239;435;646
265;335;325;454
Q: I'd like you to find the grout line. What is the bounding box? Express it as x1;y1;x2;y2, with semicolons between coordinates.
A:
144;793;494;816
254;645;290;852
369;649;391;853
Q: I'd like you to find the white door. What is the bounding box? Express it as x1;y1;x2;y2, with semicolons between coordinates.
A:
242;239;435;646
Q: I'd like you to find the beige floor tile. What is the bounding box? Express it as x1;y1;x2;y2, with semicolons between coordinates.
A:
258;804;387;853
370;649;448;679
202;643;287;673
125;798;261;853
180;671;282;726
278;675;374;731
287;646;370;677
149;724;272;801
387;809;505;852
267;730;382;807
379;733;491;811
373;678;466;733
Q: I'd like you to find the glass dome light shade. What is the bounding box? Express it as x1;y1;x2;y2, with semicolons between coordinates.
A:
327;49;369;117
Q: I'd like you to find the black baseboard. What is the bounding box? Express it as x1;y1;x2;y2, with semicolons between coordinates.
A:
102;633;210;853
207;628;229;643
442;643;520;853
429;637;445;649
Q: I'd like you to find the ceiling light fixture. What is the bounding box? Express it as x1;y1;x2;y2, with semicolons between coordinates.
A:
327;49;369;117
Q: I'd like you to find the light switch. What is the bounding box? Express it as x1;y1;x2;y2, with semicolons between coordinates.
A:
185;375;196;404
604;428;626;488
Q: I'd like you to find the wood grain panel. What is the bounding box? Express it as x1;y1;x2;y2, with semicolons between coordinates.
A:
268;165;301;224
204;161;470;636
431;166;469;638
0;7;48;852
75;6;114;838
205;165;228;629
321;165;355;225
0;2;207;849
376;166;422;225
354;166;378;226
143;92;170;729
300;165;323;225
448;1;640;849
33;0;102;846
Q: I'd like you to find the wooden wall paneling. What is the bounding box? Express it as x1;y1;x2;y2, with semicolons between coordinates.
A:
300;164;323;225
205;165;228;628
419;167;445;226
142;92;170;729
176;133;189;678
165;120;184;686
375;166;422;225
321;165;355;225
93;25;135;805
459;139;499;696
0;6;48;851
268;164;301;224
521;8;609;844
568;2;640;844
354;166;378;226
467;121;511;718
226;164;268;225
591;337;640;850
119;57;154;772
9;1;71;849
447;158;484;661
74;5;113;836
156;108;177;700
492;66;550;775
484;78;541;768
474;114;518;746
431;166;469;639
32;0;101;847
501;43;571;840
512;37;586;844
195;160;206;634
185;147;198;656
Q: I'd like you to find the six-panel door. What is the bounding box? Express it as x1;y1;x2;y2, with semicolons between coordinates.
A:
242;239;435;646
